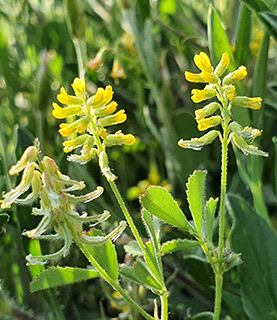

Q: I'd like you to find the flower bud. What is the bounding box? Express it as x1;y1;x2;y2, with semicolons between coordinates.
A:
214;53;229;77
232;96;262;109
9;146;38;175
93;101;118;117
71;77;86;98
223;66;247;85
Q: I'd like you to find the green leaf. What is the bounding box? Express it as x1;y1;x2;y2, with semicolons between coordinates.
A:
235;4;252;66
161;239;200;255
141;209;160;254
229;195;277;320
140;186;191;231
204;197;218;244
186;170;207;234
80;229;119;281
133;259;164;293
30;267;99;293
0;213;9;234
259;11;277;36
144;241;163;284
124;240;143;257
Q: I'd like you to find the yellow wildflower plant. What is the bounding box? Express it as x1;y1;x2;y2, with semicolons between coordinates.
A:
179;52;268;157
0;142;126;265
52;78;135;180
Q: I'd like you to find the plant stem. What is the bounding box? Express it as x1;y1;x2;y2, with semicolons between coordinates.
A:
108;180;145;253
213;116;229;320
77;241;154;320
214;273;223;320
72;38;86;79
160;291;168;320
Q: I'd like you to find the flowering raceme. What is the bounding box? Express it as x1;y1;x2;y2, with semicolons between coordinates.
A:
0;144;126;265
52;78;135;181
179;52;268;157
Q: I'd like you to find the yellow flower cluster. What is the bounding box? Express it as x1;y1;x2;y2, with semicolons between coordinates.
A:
179;52;267;157
52;78;135;177
0;144;126;265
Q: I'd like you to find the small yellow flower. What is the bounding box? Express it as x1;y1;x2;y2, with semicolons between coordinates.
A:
9;146;38;175
178;130;220;150
223;66;247;85
104;131;136;147
93;101;118;117
201;72;218;84
57;87;83;105
225;85;236;101
52;103;83;119
71;78;86;97
197;116;222;131
59;117;89;137
191;88;217;103
195;102;220;120
91;85;114;106
185;72;205;83
232;96;262;109
99;110;127;127
194;52;213;73
63;135;91;153
214;53;229;77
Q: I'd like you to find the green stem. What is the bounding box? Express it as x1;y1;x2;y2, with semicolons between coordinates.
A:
108;180;145;253
77;241;154;320
160;291;168;320
214;273;223;320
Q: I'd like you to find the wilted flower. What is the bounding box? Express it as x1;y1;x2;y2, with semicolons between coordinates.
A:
52;78;135;180
0;143;126;265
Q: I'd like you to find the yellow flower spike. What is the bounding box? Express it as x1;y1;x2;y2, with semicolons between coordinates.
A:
214;53;230;77
59;117;89;137
185;71;205;83
201;72;218;84
225;85;236;101
191;88;217;103
178;130;220;150
223;66;247;85
52;102;83;119
57;87;83;105
232;96;262;109
195;102;221;120
63;135;91;153
71;78;86;97
194;52;213;73
197;116;222;131
99;110;127;127
9;146;38;175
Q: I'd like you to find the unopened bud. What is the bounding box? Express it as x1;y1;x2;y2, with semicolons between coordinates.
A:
214;53;229;77
223;66;247;85
9;146;38;175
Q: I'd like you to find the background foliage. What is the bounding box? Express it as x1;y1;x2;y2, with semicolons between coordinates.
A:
1;0;277;319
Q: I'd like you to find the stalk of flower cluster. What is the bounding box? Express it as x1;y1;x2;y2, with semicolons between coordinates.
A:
213;85;229;320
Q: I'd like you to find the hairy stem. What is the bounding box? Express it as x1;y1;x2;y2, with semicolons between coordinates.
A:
108;180;145;253
214;273;223;320
160;291;168;320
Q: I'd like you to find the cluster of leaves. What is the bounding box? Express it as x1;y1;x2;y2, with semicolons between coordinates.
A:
1;0;277;319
